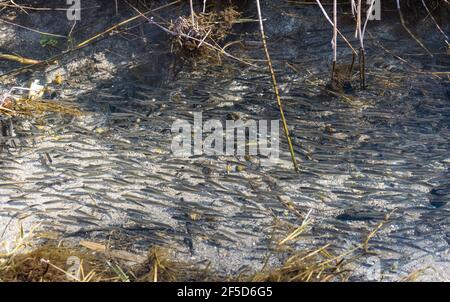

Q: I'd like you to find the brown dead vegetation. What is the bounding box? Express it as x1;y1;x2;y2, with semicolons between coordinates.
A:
169;6;240;61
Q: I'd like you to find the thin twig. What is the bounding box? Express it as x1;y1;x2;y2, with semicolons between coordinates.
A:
0;17;66;38
0;0;182;78
421;0;449;46
77;0;181;48
396;0;433;57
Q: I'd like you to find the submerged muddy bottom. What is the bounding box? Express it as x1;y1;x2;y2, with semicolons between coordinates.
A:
0;2;449;281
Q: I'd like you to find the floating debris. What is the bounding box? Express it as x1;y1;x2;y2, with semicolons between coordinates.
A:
0;83;82;118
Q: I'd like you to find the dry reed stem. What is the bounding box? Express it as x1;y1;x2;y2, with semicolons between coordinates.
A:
278;209;312;245
189;0;195;27
333;0;337;64
363;209;396;253
315;0;358;54
256;0;299;172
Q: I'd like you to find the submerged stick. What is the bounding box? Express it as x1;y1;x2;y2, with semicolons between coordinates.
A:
255;0;299;172
359;0;377;89
349;51;356;74
359;47;366;89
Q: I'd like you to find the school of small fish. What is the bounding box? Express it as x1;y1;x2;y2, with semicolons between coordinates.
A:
0;30;449;281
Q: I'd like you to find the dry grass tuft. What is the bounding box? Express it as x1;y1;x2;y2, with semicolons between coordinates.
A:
169;6;240;59
133;247;215;282
249;246;350;282
0;97;82;118
0;226;115;282
0;245;106;282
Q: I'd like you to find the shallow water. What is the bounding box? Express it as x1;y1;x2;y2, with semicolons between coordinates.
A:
1;6;449;280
